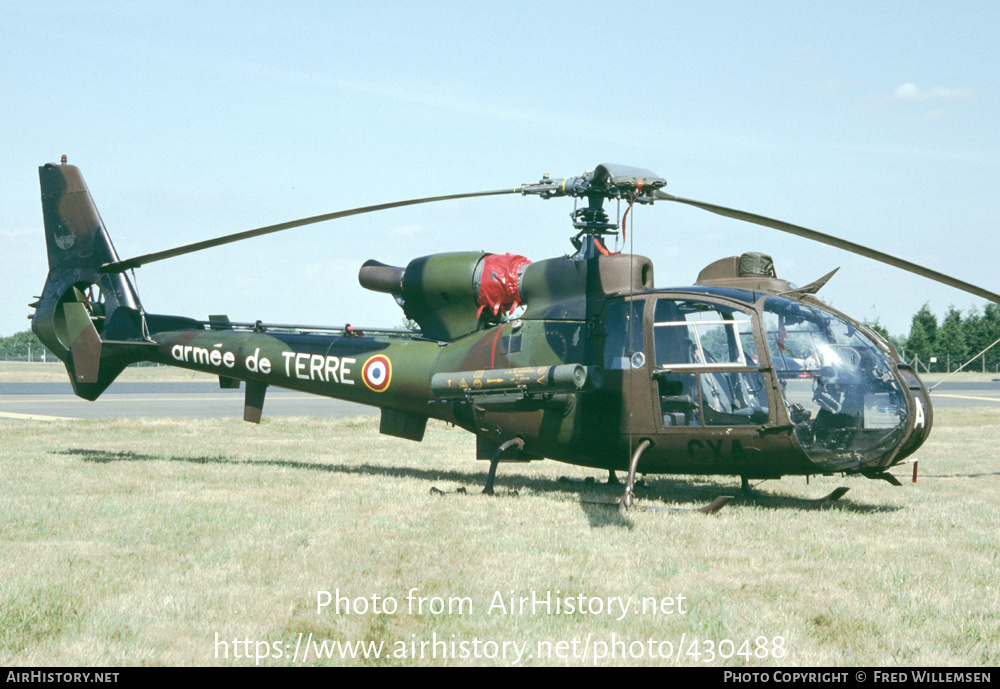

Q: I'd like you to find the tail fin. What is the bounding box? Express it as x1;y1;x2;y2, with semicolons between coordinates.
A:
32;161;148;400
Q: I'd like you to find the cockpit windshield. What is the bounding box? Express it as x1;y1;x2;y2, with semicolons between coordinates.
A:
763;296;908;470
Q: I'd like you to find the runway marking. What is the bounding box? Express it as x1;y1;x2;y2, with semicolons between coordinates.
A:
931;393;1000;403
0;411;74;421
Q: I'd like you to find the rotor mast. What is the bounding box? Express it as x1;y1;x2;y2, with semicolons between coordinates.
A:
519;164;668;259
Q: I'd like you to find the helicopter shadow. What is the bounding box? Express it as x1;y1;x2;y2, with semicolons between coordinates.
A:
63;449;900;527
628;476;903;515
63;447;636;528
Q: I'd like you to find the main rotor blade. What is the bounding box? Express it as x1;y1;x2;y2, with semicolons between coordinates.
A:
655;190;1000;305
102;188;519;273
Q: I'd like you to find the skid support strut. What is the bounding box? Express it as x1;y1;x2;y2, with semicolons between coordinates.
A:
620;439;651;510
484;438;525;495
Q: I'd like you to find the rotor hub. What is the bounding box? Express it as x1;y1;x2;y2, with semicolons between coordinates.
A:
519;164;667;258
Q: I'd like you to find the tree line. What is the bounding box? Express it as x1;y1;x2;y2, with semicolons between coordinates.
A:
0;329;54;362
868;303;1000;374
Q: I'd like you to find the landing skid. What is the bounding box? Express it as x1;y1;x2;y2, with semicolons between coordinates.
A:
649;495;733;514
796;486;850;504
739;476;850;504
578;495;733;514
740;476;850;505
431;485;519;497
862;471;903;486
430;486;467;496
631;477;851;506
558;470;629;487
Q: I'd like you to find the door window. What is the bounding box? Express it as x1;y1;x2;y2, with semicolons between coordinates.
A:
653;299;767;426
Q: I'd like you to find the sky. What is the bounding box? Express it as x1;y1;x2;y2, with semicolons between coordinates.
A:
3;1;999;340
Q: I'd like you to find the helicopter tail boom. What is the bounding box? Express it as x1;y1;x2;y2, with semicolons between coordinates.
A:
32;161;152;399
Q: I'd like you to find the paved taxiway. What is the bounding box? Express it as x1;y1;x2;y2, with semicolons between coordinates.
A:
0;382;375;420
922;381;1000;407
2;380;998;421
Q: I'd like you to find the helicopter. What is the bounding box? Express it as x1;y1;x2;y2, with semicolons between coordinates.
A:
31;159;1000;509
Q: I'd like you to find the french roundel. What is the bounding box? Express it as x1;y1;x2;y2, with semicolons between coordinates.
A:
362;355;392;392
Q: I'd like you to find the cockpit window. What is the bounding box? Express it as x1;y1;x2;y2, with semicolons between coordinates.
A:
762;297;908;469
653;299;768;427
653;299;756;367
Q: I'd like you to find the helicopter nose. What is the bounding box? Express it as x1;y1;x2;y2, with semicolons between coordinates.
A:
893;383;933;465
854;380;933;473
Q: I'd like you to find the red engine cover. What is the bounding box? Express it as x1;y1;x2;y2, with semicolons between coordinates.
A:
476;252;531;317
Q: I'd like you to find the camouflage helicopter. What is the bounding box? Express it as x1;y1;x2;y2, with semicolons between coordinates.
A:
31;160;1000;509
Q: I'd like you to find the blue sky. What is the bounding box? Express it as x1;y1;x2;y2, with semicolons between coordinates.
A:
3;1;998;340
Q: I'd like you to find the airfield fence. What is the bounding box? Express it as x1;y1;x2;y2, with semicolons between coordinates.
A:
0;343;57;363
0;343;162;367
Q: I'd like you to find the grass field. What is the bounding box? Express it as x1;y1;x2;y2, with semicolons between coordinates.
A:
1;406;998;666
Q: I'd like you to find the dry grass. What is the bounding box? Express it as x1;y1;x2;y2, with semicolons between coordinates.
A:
1;409;997;666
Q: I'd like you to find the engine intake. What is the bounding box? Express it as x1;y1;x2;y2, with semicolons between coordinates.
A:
359;252;531;341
